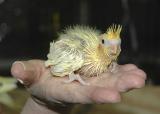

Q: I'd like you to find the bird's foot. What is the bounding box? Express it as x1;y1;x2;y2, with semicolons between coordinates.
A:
45;60;54;67
64;73;90;86
109;62;119;73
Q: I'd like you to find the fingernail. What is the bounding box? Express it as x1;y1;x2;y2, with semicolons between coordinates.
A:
11;61;26;80
17;79;24;84
13;61;26;70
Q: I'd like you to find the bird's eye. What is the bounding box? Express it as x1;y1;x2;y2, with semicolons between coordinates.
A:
102;39;110;46
102;39;104;44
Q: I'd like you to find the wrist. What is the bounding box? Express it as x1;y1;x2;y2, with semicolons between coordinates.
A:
21;97;59;114
21;97;74;114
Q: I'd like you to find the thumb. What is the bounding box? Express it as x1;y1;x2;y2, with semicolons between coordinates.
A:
11;60;45;86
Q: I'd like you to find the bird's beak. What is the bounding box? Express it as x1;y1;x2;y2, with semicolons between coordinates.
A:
110;45;118;54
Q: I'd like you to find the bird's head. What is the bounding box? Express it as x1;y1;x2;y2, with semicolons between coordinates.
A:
101;24;122;55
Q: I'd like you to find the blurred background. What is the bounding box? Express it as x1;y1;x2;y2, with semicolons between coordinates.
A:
0;0;160;114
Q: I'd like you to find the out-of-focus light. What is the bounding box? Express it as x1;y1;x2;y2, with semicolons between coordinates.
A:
0;23;8;42
0;0;5;4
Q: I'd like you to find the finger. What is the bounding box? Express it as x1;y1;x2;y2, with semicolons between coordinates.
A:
120;64;147;80
117;74;146;92
11;60;45;86
91;87;121;103
119;64;138;72
128;69;147;79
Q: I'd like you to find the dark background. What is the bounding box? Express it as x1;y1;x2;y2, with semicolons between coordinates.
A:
0;0;160;84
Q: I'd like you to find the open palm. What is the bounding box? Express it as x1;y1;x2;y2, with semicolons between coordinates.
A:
11;60;146;104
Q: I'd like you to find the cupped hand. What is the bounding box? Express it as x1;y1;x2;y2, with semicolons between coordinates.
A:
11;60;146;104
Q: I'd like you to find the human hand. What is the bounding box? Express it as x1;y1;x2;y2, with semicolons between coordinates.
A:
11;60;146;113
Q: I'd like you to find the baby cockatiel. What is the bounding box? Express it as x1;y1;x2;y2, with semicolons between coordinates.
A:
45;25;122;85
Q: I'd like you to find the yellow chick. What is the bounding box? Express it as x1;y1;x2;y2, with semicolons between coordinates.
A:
45;25;122;85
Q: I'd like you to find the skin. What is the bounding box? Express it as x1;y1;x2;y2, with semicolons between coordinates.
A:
11;60;146;114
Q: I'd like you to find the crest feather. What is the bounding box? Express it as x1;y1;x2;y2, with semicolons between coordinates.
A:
106;24;122;39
